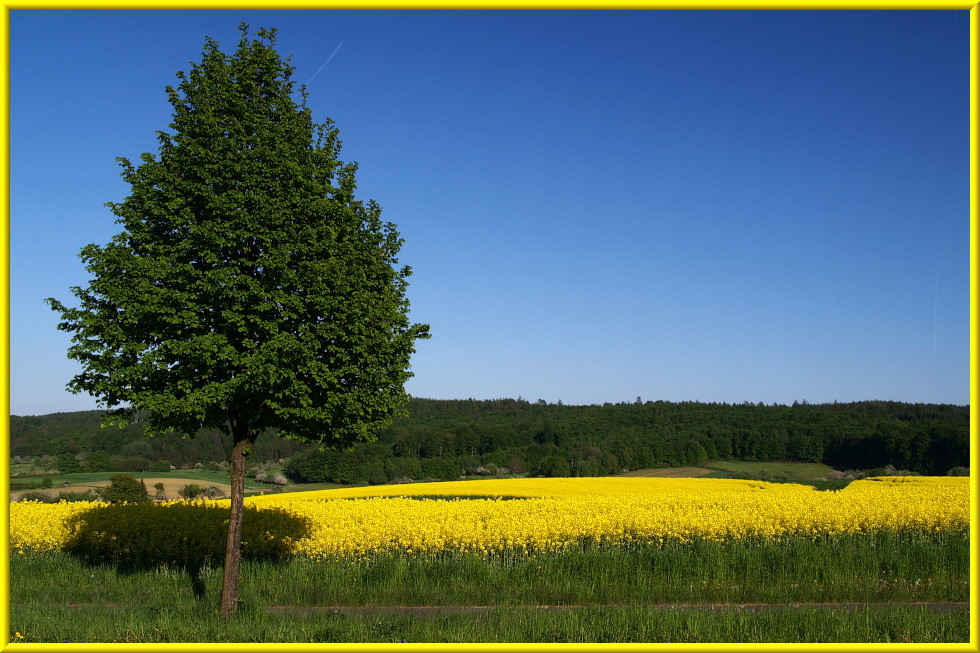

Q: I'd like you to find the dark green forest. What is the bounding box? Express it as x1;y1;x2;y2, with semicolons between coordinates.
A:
9;398;969;485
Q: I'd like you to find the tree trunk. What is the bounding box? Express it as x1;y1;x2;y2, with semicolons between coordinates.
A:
219;420;254;619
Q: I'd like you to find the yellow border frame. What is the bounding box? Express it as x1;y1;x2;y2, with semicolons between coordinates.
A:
0;3;976;651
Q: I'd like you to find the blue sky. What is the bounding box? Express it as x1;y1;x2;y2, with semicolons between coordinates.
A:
8;9;971;416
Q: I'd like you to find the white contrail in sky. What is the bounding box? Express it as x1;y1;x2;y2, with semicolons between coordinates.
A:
306;41;344;86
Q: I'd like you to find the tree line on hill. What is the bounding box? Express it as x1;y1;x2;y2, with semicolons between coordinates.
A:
9;398;969;485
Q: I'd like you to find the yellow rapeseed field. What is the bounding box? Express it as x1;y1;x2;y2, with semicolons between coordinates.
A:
9;476;969;559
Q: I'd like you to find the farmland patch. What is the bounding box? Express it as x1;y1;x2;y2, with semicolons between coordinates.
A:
617;467;718;478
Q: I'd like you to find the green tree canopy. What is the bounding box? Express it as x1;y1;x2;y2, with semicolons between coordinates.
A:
46;24;429;618
48;25;427;444
56;452;82;475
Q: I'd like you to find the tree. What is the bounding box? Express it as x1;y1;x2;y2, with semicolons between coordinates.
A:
536;454;570;477
56;452;82;475
46;25;429;619
683;441;708;466
83;451;112;473
100;474;151;503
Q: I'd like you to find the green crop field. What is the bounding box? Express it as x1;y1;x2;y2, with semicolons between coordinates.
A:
701;460;840;481
615;461;840;484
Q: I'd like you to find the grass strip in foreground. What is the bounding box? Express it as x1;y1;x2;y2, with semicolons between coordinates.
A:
9;603;968;643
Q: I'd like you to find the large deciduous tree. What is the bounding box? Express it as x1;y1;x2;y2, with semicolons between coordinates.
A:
46;24;429;619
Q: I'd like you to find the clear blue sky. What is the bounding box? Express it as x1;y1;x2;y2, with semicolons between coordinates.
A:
8;9;971;416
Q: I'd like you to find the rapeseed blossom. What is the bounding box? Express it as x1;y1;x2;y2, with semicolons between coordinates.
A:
9;499;92;554
9;477;968;558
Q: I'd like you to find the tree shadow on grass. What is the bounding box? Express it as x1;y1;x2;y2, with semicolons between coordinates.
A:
62;501;310;600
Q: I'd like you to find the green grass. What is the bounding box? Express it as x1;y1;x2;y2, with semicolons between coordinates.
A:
9;531;968;643
702;460;840;482
692;470;731;478
10;603;966;643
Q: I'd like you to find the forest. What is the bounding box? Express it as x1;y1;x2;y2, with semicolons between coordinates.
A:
8;398;970;485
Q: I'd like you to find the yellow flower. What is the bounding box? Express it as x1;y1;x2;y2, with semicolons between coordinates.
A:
10;477;968;560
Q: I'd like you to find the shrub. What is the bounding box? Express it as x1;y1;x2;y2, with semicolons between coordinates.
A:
57;490;100;502
947;466;969;477
867;465;920;477
40;477;53;488
18;491;55;503
202;486;225;499
179;484;206;499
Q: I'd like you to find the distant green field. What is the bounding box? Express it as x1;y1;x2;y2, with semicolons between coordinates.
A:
615;461;840;483
701;460;839;482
